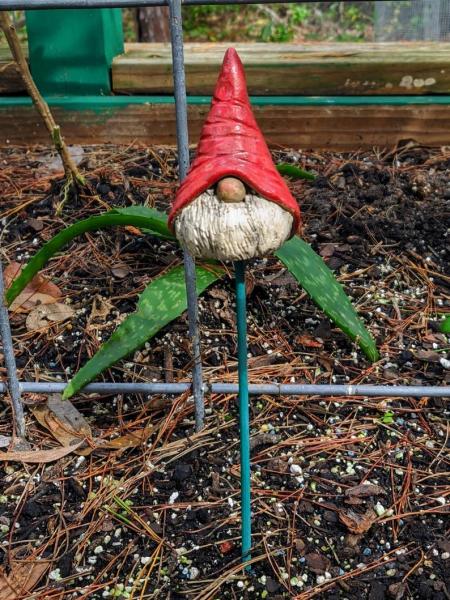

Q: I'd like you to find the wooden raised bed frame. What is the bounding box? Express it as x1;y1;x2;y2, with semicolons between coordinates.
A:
1;9;449;150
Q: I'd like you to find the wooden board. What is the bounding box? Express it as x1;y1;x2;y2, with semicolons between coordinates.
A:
1;102;449;151
0;46;25;94
113;42;450;96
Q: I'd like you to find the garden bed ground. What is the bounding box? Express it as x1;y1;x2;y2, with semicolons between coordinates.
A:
0;143;449;600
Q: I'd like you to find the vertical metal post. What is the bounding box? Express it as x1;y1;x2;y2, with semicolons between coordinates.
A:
168;0;205;432
235;260;252;565
0;260;25;438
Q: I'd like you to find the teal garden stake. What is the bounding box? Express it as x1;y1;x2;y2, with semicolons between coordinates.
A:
168;49;301;565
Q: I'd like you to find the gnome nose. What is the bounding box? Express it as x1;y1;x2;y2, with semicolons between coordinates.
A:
216;177;246;203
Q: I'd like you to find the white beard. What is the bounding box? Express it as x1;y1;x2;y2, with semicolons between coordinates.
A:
174;190;293;262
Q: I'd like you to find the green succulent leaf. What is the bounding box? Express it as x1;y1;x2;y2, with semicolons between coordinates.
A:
276;163;316;181
62;263;223;399
5;208;174;306
440;315;450;334
275;236;379;362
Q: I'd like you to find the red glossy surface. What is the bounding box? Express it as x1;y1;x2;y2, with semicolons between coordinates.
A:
168;48;301;234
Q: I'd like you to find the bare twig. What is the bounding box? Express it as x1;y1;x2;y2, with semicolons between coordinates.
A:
0;10;85;198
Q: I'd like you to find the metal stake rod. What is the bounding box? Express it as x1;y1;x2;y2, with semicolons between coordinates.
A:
168;0;205;432
235;261;252;565
0;381;448;397
0;260;25;438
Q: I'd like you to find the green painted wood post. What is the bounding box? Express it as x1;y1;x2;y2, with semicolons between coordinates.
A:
25;9;124;96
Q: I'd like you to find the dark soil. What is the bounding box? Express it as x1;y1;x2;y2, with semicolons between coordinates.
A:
0;143;449;600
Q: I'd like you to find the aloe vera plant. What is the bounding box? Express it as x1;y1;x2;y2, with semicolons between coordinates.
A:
5;205;378;398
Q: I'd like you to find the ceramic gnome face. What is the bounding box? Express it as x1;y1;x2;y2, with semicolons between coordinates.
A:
168;48;301;262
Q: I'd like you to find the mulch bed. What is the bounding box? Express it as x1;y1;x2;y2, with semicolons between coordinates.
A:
0;143;449;600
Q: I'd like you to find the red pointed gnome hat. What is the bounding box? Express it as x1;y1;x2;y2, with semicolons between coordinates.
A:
168;48;300;234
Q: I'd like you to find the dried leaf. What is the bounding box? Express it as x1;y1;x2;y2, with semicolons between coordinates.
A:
296;334;323;349
0;439;84;463
208;288;229;302
41;145;84;173
345;483;386;499
388;582;407;600
124;225;143;236
0;436;11;449
304;552;331;575
339;508;376;534
26;302;74;331
111;263;130;279
249;433;280;451
32;395;91;451
415;350;441;363
0;556;48;600
89;295;113;323
26;218;44;232
95;426;153;452
219;541;234;555
319;243;336;258
4;261;61;312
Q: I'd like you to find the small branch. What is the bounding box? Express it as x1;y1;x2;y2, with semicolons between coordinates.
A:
0;10;85;189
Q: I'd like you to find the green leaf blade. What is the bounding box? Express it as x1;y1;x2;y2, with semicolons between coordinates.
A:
440;315;450;334
276;236;379;362
276;163;316;181
5;209;174;306
62;264;224;399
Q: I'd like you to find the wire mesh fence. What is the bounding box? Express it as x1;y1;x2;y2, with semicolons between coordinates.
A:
375;0;450;41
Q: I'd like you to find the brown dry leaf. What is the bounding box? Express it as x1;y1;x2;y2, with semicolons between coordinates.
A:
95;426;153;452
345;483;386;499
0;436;11;449
0;439;84;463
339;508;376;534
111;263;130;279
388;582;407;600
0;556;48;600
4;261;62;312
124;225;142;236
208;288;229;302
26;302;74;331
89;295;113;323
415;350;441;363
32;395;91;453
319;243;336;258
304;552;331;575
296;334;323;349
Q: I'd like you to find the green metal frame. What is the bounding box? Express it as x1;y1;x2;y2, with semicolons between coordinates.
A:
2;95;450;109
25;8;123;95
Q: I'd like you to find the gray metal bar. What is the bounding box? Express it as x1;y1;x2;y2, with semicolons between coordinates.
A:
0;261;26;438
0;382;448;397
0;0;394;8
169;0;205;432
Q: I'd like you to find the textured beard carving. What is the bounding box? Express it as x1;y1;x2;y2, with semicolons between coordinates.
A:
174;190;293;262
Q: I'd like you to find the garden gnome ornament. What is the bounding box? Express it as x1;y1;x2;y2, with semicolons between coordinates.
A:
168;48;300;262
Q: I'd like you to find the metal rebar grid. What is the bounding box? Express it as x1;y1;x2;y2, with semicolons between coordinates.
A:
0;262;25;438
169;0;205;431
0;382;448;397
0;0;394;8
0;0;448;438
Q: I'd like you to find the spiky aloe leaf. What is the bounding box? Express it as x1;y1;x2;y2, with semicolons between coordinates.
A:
440;315;450;334
5;208;174;306
276;163;316;181
275;236;379;362
62;263;223;399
